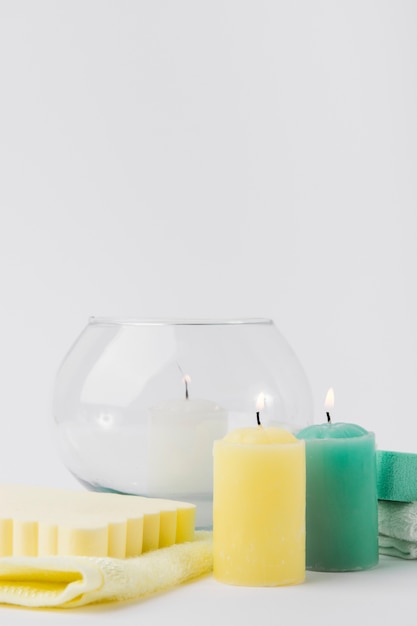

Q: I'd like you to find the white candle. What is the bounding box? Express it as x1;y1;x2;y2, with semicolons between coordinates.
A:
56;376;228;528
148;396;228;496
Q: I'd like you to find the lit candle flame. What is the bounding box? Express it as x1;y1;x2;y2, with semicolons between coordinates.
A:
256;392;265;412
256;393;265;426
324;387;334;423
183;375;191;400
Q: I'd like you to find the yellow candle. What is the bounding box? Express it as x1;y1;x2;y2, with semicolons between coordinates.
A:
213;426;305;586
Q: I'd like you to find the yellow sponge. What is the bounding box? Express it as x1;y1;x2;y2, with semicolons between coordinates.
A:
376;450;417;502
0;484;195;558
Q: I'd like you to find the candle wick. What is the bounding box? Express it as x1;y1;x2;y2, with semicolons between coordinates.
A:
326;411;331;423
256;411;261;426
185;380;189;400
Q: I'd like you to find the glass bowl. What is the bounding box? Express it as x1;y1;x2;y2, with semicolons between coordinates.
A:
53;317;313;528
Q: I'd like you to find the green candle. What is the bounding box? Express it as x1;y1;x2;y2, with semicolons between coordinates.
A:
297;390;378;572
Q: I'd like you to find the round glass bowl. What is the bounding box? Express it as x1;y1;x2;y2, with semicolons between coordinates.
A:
53;317;313;528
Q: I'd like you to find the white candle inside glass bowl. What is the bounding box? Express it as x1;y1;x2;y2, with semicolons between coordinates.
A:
148;376;228;497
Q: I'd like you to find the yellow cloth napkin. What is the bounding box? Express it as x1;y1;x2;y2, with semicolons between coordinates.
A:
0;531;212;609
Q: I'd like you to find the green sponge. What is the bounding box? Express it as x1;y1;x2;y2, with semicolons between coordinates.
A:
377;450;417;502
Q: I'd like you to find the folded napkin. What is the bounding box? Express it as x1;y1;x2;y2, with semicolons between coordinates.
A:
378;500;417;542
0;530;212;609
379;534;417;560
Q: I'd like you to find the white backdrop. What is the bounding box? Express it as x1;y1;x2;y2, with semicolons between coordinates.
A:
0;1;416;488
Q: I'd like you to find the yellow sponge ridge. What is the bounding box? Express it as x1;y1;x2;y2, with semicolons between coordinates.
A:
0;484;195;558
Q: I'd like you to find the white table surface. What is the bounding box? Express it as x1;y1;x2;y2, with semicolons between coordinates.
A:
0;552;415;626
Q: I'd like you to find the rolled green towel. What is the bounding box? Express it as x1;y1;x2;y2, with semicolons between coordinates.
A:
378;500;417;542
378;500;417;559
379;535;417;559
377;450;417;502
